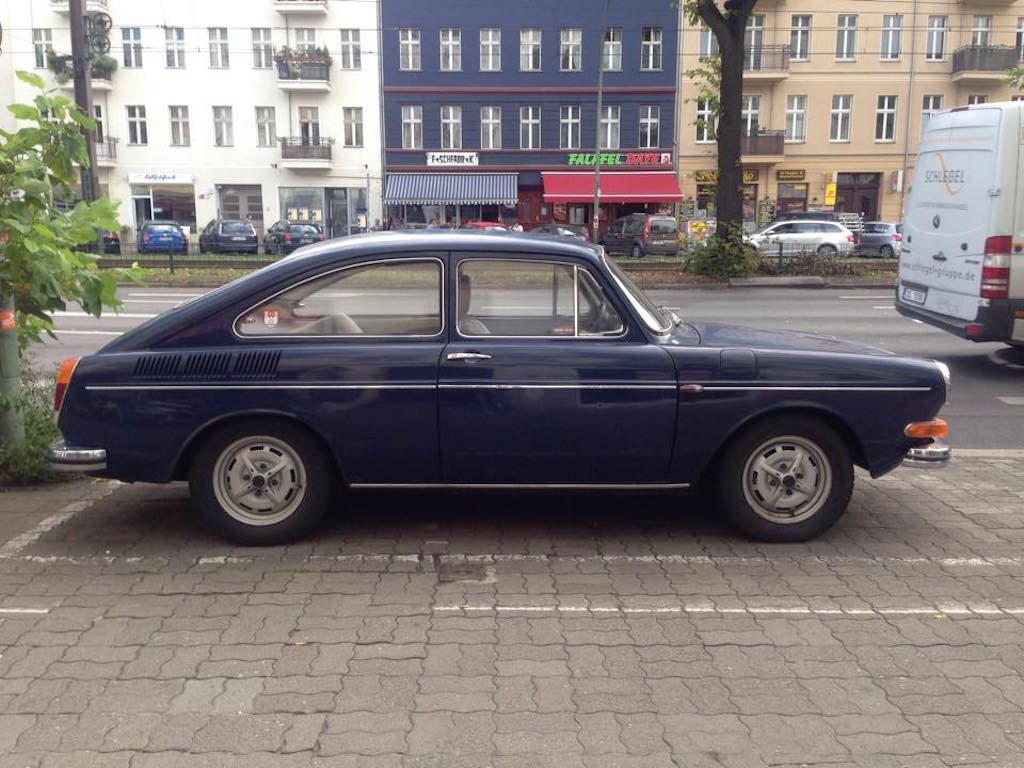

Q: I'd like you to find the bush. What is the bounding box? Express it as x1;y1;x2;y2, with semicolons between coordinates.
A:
0;363;76;486
756;251;863;277
684;225;758;279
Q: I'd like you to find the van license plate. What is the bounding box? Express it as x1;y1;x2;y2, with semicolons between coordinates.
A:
902;287;927;305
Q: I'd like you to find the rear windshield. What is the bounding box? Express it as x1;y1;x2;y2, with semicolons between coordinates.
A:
147;224;179;233
289;224;319;235
222;222;255;235
650;218;677;235
862;223;890;234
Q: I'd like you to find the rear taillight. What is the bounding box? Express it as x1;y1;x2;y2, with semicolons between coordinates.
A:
317;232;324;241
643;218;651;238
981;236;1012;299
54;356;80;415
847;233;855;243
283;233;291;243
141;233;149;243
892;232;902;242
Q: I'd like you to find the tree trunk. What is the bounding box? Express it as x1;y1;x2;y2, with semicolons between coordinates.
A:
715;35;744;238
0;291;25;446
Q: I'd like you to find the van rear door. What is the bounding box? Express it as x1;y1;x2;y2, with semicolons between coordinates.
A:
899;106;1011;321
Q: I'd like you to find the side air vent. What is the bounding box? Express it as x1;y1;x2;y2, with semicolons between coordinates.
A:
232;350;281;379
180;351;233;379
133;354;182;378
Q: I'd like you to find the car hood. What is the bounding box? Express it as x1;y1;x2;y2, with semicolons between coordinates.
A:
688;321;892;356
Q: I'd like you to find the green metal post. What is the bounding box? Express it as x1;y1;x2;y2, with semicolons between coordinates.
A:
0;292;25;446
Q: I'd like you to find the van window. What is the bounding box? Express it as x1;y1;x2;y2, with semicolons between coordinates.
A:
650;218;677;235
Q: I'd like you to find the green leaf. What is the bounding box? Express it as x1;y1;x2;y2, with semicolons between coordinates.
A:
7;104;39;121
15;70;46;90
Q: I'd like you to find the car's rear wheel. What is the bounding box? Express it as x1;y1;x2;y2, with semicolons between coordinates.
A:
816;244;838;257
189;420;334;545
879;245;894;258
715;415;853;542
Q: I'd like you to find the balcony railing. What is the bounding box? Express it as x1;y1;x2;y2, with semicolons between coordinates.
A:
952;45;1019;74
280;137;334;161
95;137;117;161
276;61;330;82
51;0;108;8
741;130;785;157
744;45;790;72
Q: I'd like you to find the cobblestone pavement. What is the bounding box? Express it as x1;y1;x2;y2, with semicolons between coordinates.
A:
2;455;1024;767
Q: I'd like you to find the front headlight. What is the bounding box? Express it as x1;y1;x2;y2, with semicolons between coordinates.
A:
932;360;951;403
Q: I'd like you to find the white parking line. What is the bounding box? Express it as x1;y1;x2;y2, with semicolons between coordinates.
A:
431;603;1024;618
0;482;121;559
52;311;157;319
0;608;51;615
997;396;1024;406
128;292;203;298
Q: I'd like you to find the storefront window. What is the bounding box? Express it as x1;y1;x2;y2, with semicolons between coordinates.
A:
280;187;324;224
130;184;196;232
777;183;808;214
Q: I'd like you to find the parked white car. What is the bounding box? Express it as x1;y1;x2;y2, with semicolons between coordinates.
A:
746;220;856;256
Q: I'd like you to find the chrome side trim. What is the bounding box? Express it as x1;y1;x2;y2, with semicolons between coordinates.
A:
693;386;933;392
45;441;107;472
439;383;677;390
86;383;437;391
348;482;691;490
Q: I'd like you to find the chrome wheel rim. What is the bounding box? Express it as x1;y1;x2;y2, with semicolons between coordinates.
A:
212;436;307;526
741;435;831;524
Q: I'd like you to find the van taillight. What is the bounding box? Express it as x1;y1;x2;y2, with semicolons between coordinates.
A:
54;357;80;415
981;236;1012;299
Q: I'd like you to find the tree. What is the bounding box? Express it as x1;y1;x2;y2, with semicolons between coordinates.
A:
0;71;127;444
684;0;759;239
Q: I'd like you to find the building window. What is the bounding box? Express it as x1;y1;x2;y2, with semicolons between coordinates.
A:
339;29;361;69
699;26;719;60
93;105;104;141
440;28;461;71
835;15;856;61
402;105;422;149
213;106;234;147
441;105;462;149
295;28;316;54
875;95;897;142
830;94;852;142
639;105;660;148
921;95;942;136
925;17;946;61
480;28;501;71
641;27;662;70
32;29;52;69
343;107;363;147
520;105;541;148
600;105;620;149
122;27;143;68
785;95;806;142
603;28;622;70
745;15;765;69
967;95;988;106
399;29;421;70
169;105;190;146
741;95;760;135
209;28;229;68
298;106;320;143
972;16;991;47
521;28;542;71
560;105;581;149
790;15;810;61
1018;18;1024;61
126;105;147;145
252;28;272;68
881;15;901;60
256;106;276;147
560;28;582;71
481;106;502;149
696;99;715;143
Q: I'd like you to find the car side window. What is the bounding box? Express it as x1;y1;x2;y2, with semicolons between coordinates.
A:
236;259;442;338
771;223;794;235
457;259;624;338
626;219;644;235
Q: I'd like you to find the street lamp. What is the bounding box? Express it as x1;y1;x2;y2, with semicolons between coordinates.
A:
591;0;612;243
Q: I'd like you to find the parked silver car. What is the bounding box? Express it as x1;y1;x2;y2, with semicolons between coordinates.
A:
746;220;856;257
856;222;902;258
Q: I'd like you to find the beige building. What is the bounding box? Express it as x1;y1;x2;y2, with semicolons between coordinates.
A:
677;0;1024;226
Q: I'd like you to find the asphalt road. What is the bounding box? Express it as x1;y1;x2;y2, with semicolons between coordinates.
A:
29;284;1023;449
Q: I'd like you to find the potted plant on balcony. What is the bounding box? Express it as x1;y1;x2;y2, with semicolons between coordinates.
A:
90;54;118;82
45;50;72;84
274;45;333;77
273;46;297;77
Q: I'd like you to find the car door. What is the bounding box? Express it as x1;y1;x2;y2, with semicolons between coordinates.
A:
603;218;626;251
438;253;678;484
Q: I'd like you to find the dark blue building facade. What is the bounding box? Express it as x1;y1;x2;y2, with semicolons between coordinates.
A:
380;0;681;231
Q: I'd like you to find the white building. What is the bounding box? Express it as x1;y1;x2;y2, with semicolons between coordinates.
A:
1;0;384;238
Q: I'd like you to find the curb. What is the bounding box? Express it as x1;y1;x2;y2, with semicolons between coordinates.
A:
730;276;825;288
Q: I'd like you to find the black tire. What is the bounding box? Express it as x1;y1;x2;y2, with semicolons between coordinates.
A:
879;245;894;259
189;419;335;545
816;244;838;257
631;243;643;258
715;415;854;542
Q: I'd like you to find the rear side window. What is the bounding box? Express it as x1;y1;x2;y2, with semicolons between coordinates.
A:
236;259;443;337
650;218;676;235
222;222;254;235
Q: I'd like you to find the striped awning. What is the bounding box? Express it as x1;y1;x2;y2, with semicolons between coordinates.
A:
385;173;519;205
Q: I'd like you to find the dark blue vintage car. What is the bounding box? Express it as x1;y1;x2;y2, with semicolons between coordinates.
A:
47;232;951;545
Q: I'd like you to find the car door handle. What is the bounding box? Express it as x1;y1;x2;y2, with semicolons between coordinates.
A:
447;352;491;361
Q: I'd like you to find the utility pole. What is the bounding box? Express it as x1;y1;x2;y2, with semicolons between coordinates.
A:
69;0;100;203
591;0;612;243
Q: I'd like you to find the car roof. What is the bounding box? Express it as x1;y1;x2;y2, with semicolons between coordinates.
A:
772;219;843;226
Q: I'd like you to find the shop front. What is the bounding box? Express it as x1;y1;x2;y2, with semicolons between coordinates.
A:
128;172;197;233
775;170;808;215
279;186;368;237
217;185;264;235
540;167;682;234
384;166;519;227
693;169;759;229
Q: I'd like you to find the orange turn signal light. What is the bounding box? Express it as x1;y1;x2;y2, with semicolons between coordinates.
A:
904;418;948;440
54;356;80;414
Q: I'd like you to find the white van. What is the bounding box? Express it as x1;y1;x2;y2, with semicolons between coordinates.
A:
897;102;1023;346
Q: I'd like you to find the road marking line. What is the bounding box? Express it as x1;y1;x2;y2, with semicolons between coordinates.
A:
872;305;896;310
0;608;51;615
52;311;157;319
431;604;1024;618
0;481;121;559
121;299;186;305
127;292;203;298
997;396;1024;406
839;295;892;300
52;330;124;337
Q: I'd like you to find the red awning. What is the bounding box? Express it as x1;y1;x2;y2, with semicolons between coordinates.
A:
541;171;683;203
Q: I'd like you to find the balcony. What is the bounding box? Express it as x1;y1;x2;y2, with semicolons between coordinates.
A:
59;75;113;91
273;0;328;14
952;45;1019;82
279;137;334;170
276;59;331;92
94;137;117;167
744;45;790;82
741;130;785;164
51;0;108;12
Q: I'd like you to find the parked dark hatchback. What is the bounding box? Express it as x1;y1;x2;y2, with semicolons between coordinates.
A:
600;214;678;257
199;219;259;255
137;222;187;254
46;232;950;546
263;220;324;255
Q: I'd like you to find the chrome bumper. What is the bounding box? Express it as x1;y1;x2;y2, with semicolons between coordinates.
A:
903;439;951;468
45;440;107;472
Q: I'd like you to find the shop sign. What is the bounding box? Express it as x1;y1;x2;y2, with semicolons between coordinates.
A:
567;152;672;167
127;172;194;185
694;169;759;184
824;182;838;207
758;199;775;228
776;169;806;182
426;152;478;166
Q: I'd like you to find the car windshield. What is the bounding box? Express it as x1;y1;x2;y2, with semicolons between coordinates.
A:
222;222;254;235
602;252;672;333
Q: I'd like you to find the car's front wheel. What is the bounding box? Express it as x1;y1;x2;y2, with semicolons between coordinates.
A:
817;244;838;257
715;415;854;542
189;419;334;545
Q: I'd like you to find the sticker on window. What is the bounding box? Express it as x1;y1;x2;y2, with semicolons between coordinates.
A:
263;309;279;326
